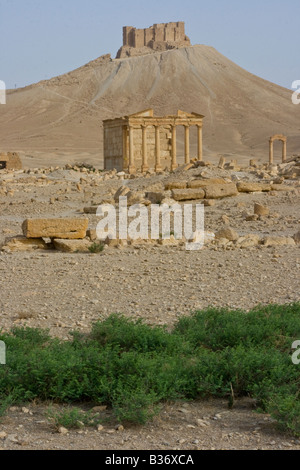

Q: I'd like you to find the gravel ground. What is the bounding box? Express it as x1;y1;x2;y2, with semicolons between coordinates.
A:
0;163;299;450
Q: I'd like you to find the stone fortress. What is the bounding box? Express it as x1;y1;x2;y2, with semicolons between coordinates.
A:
116;22;191;59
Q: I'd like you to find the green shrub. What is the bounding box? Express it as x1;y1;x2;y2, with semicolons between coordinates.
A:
47;406;101;430
0;304;299;435
88;242;104;253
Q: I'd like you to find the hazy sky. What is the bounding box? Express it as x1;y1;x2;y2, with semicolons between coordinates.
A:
0;0;299;90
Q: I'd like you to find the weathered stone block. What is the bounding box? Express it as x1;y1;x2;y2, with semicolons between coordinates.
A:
171;188;205;201
22;218;88;239
237;182;272;193
203;183;238;199
271;184;295;192
1;236;48;252
188;178;227;188
236;234;261;248
263;237;296;247
165;181;187;190
53;239;93;253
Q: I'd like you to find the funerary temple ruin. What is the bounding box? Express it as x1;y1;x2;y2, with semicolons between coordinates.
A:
0;152;22;170
103;109;205;173
116;22;191;58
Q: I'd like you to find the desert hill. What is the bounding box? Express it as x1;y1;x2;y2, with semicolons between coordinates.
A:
0;45;299;168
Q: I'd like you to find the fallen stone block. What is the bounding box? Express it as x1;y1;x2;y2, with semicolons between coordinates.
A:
171;188;205;201
270;184;295;192
1;236;48;252
237;182;272;193
203;183;238;199
263;237;296;247
188;178;227;189
236;234;261;248
165;181;187;190
22;218;88;239
215;227;239;242
53;239;93;253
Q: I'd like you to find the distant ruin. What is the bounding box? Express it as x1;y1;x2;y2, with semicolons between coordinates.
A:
116;22;191;59
0;152;22;170
269;135;287;164
103;109;204;173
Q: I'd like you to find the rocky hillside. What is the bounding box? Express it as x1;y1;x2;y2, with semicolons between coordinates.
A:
0;45;299;168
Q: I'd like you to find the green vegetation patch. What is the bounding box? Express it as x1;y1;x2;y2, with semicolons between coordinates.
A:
0;303;299;435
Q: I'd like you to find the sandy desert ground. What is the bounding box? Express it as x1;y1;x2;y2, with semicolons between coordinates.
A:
0;38;300;450
0;157;299;450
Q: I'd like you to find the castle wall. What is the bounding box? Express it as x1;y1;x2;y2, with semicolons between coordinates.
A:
122;22;189;48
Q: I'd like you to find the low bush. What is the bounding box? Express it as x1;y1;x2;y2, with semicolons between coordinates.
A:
0;303;299;434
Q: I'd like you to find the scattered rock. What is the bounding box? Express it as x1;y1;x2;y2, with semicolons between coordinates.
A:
254;203;269;217
293;231;300;244
58;427;69;435
215;227;239;242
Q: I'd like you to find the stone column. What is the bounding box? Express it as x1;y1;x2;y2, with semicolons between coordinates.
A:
282;139;287;163
197;125;203;161
184;125;190;164
141;125;149;172
128;126;136;174
122;126;129;169
269;139;273;165
155;125;162;172
171;125;178;171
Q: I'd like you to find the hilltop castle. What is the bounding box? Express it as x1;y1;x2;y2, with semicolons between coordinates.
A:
116;22;191;59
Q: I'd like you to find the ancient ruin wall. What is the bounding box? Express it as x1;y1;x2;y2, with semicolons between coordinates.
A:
117;22;191;59
0;152;22;170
